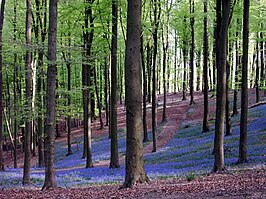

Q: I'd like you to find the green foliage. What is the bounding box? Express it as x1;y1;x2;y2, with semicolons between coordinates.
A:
186;173;196;181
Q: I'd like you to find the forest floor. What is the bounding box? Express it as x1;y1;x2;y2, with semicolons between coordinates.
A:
1;88;266;198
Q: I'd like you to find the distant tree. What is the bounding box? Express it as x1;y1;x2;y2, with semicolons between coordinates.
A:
121;0;149;188
213;0;231;172
141;36;148;143
110;0;119;169
232;18;241;117
189;0;195;105
0;0;6;172
35;0;47;168
13;0;18;169
202;0;210;133
182;16;188;101
255;34;260;103
152;0;161;152
23;0;33;185
42;0;58;189
239;0;250;164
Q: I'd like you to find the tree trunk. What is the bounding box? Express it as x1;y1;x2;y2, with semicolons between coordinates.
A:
42;0;58;189
239;0;249;164
232;19;240;117
162;27;168;123
225;61;232;136
174;30;178;93
66;36;73;156
0;0;6;172
203;0;209;133
35;0;46;168
94;65;103;130
122;0;149;188
182;16;188;101
152;0;160;153
109;0;119;169
189;0;195;105
23;0;33;185
13;0;18;169
213;0;231;172
82;0;94;168
104;54;109;126
260;26;264;89
255;35;260;103
141;37;148;143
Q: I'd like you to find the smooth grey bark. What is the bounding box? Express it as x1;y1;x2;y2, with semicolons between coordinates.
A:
110;0;119;169
232;18;241;117
189;0;195;105
238;0;249;164
182;16;188;101
42;0;58;189
203;0;210;133
35;0;47;168
82;0;94;168
152;0;160;153
141;36;148;143
213;0;231;172
121;0;149;188
23;0;33;185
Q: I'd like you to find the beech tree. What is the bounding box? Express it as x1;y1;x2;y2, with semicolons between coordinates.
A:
151;0;161;153
42;0;58;189
122;0;149;188
0;0;6;172
239;0;250;164
109;0;119;169
202;0;209;133
213;0;231;172
23;0;33;185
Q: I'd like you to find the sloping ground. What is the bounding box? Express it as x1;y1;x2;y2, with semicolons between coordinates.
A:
0;169;265;198
0;91;265;190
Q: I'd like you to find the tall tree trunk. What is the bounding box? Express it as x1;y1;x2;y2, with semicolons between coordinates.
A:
202;0;210;133
174;30;178;93
23;0;33;185
162;27;168;123
13;0;18;169
213;0;231;172
82;0;94;168
94;66;103;130
260;24;264;89
189;0;195;105
35;0;46;168
182;16;188;101
0;0;6;172
66;35;73;156
232;18;240;117
42;0;58;189
238;0;249;164
152;0;160;153
121;0;149;188
255;34;260;103
141;37;148;143
110;0;119;169
104;54;109;126
225;61;232;136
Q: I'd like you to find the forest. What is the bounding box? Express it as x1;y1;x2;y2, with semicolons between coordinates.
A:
0;0;265;198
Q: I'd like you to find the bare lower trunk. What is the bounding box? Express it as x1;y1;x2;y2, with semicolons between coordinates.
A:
42;0;58;189
239;0;249;164
122;0;149;188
